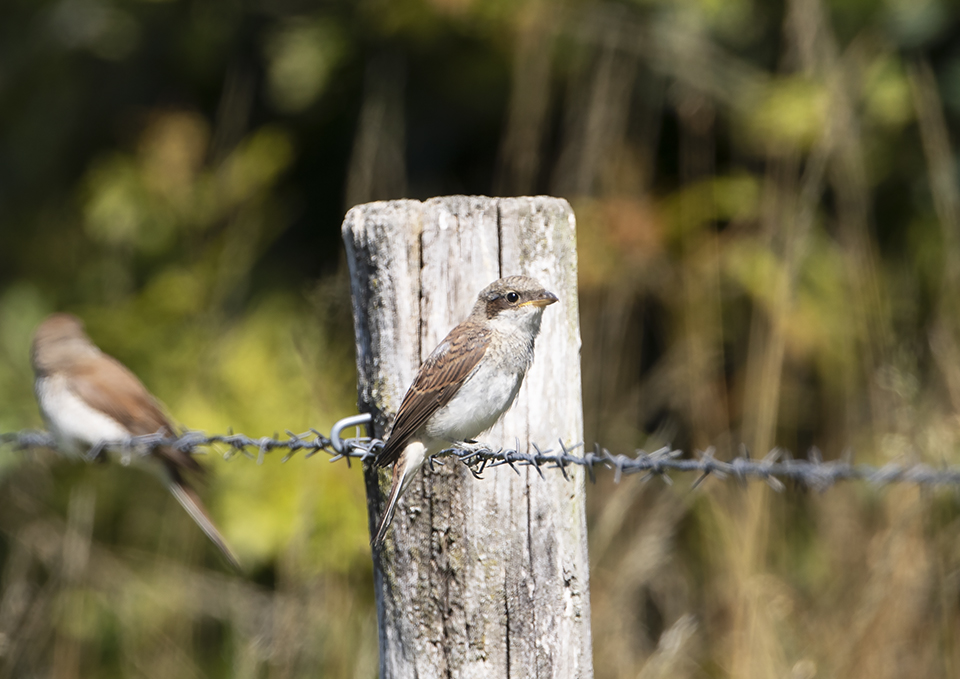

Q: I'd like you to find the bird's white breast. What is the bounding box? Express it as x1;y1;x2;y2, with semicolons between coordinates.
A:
425;357;524;443
420;303;544;446
35;375;130;458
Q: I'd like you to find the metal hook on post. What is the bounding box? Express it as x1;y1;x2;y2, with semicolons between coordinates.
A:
330;413;373;454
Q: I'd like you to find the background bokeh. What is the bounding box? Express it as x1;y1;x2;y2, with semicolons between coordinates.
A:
3;0;960;676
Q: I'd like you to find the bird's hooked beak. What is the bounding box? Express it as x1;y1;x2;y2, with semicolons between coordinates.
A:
524;290;559;308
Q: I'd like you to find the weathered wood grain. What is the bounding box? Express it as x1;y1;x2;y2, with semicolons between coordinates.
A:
343;196;592;679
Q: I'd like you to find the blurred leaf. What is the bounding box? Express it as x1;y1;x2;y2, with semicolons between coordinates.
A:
882;0;948;48
139;111;210;203
862;56;912;129
574;196;664;288
662;173;761;241
264;17;345;114
55;588;106;640
789;230;856;375
83;153;161;249
745;76;828;151
140;267;207;318
0;284;50;431
723;236;783;311
221;125;295;206
48;0;140;60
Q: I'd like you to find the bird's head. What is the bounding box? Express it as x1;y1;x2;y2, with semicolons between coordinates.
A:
472;275;559;335
31;313;98;375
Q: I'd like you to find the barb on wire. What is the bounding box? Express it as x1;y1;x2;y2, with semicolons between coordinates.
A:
0;428;346;464
4;422;960;490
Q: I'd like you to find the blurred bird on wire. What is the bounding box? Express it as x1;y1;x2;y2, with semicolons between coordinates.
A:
30;313;241;570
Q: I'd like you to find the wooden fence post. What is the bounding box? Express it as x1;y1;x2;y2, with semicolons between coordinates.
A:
342;196;592;679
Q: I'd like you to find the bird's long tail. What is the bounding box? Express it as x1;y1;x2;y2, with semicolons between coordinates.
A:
372;464;407;550
164;469;241;572
372;442;428;551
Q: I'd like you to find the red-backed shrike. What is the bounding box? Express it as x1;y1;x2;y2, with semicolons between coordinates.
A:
31;313;240;570
372;275;558;548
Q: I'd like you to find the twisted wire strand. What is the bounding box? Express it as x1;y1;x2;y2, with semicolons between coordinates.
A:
3;428;960;490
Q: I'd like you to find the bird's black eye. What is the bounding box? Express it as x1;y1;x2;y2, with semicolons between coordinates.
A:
506;291;520;304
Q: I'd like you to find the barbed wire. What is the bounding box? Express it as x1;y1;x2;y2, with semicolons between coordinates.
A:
4;424;960;491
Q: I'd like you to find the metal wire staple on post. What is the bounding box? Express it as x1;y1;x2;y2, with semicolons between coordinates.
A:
342;196;593;679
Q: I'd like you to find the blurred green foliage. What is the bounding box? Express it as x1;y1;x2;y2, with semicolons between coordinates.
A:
4;0;960;676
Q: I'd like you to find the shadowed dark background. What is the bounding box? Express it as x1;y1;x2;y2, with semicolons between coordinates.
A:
3;0;960;676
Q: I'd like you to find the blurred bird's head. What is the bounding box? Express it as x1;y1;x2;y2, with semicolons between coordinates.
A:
31;313;97;376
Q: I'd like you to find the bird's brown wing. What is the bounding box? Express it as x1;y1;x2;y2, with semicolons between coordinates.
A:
69;354;202;473
375;321;491;468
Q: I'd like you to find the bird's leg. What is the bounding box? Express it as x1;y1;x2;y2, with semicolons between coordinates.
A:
448;440;490;475
457;440;486;453
85;441;108;463
445;440;488;465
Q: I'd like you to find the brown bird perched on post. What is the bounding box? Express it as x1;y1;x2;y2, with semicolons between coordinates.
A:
371;275;558;549
30;313;240;570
